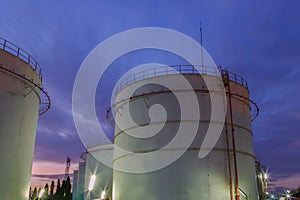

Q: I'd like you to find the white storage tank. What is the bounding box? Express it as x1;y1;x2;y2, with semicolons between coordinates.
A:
84;144;113;200
73;169;79;200
112;65;259;200
0;37;50;200
77;161;87;200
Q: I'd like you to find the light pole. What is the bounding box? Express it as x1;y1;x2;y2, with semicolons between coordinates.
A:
88;175;96;200
285;190;292;200
38;188;45;200
100;190;106;200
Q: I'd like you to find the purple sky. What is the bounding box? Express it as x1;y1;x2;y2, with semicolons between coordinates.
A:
0;0;299;191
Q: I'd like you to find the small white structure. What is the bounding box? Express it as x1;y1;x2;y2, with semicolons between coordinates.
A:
84;145;113;200
73;146;113;200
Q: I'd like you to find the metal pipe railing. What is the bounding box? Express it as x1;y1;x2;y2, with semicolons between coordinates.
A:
114;65;248;97
0;37;42;80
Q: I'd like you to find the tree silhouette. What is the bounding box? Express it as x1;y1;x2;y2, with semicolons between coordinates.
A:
30;177;73;200
294;187;300;198
60;176;72;200
56;179;62;195
50;180;54;196
43;183;49;199
31;187;37;200
65;176;71;196
62;180;66;197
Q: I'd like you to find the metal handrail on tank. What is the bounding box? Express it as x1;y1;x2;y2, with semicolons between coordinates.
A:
106;89;259;127
80;151;87;162
114;65;248;97
0;37;42;80
107;65;257;126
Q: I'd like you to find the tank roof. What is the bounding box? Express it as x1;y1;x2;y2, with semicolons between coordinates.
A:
0;36;50;115
0;36;42;80
114;65;248;97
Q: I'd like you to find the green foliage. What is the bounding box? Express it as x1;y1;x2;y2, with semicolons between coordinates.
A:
294;187;300;197
29;177;72;200
50;181;55;196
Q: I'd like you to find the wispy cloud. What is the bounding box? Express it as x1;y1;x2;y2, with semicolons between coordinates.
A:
269;174;300;191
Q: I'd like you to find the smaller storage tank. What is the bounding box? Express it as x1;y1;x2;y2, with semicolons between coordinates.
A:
77;160;87;200
84;144;113;200
72;169;79;200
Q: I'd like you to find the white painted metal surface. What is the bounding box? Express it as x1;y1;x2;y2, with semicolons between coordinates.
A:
0;49;41;200
84;145;113;200
73;169;79;200
77;161;87;200
112;70;258;200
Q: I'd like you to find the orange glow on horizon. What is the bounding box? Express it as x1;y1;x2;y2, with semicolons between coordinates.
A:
32;161;66;175
30;161;77;188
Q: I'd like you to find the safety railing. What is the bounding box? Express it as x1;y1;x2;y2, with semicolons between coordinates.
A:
0;37;42;80
114;65;248;96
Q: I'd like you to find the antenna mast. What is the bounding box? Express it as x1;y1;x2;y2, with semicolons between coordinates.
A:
64;156;71;179
200;23;204;68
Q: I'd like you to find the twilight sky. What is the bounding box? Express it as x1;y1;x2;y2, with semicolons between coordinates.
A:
0;0;299;191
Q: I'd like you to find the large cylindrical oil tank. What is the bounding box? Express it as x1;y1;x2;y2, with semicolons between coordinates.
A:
84;145;113;200
0;37;49;200
112;65;258;200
